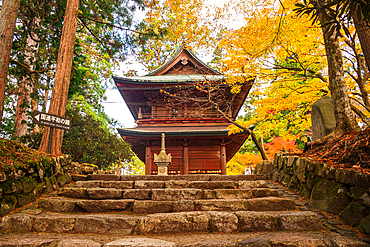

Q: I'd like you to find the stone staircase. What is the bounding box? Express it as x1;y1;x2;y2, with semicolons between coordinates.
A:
0;174;369;246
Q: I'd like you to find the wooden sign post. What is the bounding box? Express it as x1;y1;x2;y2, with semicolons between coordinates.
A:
32;110;71;154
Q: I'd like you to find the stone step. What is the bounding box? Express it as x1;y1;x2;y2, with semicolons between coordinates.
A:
57;187;278;200
71;179;269;190
38;197;296;213
0;231;368;247
0;210;322;235
72;174;270;182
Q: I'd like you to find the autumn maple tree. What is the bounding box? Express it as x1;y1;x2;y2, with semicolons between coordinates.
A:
132;0;222;71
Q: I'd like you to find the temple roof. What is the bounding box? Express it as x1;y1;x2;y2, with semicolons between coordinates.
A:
117;125;231;138
112;74;225;85
146;46;222;76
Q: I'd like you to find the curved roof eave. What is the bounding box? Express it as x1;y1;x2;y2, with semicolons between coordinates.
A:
145;46;222;76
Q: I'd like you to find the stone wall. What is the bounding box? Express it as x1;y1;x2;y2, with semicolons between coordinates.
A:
255;153;370;236
0;155;73;216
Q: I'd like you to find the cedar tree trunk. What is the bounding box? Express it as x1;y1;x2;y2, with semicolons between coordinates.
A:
39;0;79;155
15;23;40;137
314;0;359;135
0;0;21;127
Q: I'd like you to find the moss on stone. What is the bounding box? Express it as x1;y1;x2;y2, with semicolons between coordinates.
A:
310;178;351;215
17;192;35;207
340;202;367;226
356;214;370;235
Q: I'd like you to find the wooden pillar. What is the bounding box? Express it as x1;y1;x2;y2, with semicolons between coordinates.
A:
145;141;152;175
151;105;156;119
183;139;189;175
220;141;227;175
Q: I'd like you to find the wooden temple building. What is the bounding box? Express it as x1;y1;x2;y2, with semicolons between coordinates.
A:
113;47;254;175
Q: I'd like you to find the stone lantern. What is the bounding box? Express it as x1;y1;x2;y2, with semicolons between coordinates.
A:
153;133;172;175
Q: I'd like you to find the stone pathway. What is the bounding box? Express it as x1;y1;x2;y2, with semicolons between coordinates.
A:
0;175;369;247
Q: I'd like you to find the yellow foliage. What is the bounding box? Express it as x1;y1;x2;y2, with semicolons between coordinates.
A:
220;0;329;141
227;152;262;175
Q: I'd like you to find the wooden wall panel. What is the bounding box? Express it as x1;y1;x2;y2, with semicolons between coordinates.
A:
189;146;220;159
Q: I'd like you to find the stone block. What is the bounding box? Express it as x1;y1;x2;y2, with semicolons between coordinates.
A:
340;202;367;226
293;158;307;183
356;172;370;189
33;215;76;233
134;212;210;235
87;174;120;181
287;156;297;167
133;201;174;214
58;188;87;199
123;189;151;200
208;211;238;233
0;213;34;232
17;193;36;207
191;181;236;190
239;180;267;189
251;188;279;198
278;211;322;231
104;238;175;247
22;176;38;194
152;188;203;201
1;196;17;216
165;180;192;188
194;199;246;211
38;197;77;213
335;169;357;186
245;197;296;211
77;199;133;213
172;200;194;212
214;189;253;199
357;214;370;236
74;215;136;234
310;178;351;215
0;238;57;246
101;181;134;189
58;239;101;247
299;185;311;199
74;181;101;188
287;176;299;189
311;96;336;140
134;180;165;189
306;159;315;172
202;190;216;199
87;188;122;199
235;211;279;232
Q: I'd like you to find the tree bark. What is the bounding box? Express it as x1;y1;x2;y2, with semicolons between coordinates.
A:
0;0;21;127
353;4;370;72
15;20;40;138
313;0;359;135
39;0;79;155
212;102;268;160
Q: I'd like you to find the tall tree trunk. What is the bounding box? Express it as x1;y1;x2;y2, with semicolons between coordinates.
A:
353;4;370;72
314;0;359;135
15;20;40;138
38;0;79;155
0;0;21;127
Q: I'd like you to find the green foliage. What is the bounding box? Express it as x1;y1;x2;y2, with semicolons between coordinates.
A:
0;138;54;173
61;105;133;169
2;0;145;138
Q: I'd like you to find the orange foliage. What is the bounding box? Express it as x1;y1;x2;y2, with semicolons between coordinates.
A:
227;136;299;174
264;136;300;159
